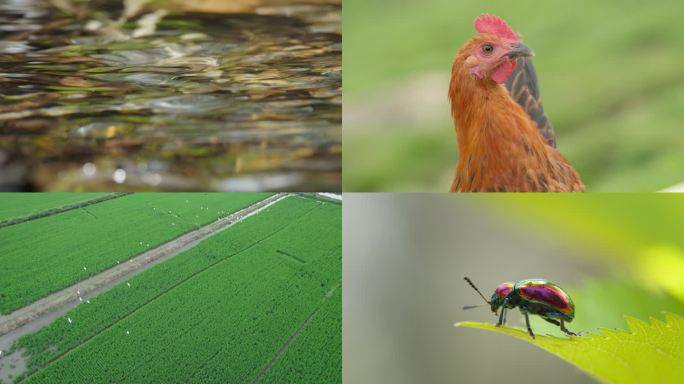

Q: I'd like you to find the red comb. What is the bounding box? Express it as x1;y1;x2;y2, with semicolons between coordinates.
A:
474;14;518;41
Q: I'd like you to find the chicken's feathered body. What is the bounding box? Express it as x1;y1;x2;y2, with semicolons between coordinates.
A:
449;15;583;192
505;57;556;147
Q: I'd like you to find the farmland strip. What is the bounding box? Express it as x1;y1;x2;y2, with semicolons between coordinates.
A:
174;204;341;383
0;193;273;315
260;284;342;384
252;307;321;384
0;192;127;228
253;281;341;384
95;201;326;383
36;196;315;368
10;197;322;381
0;193;285;338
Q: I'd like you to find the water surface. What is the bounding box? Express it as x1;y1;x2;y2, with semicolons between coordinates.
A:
0;0;341;191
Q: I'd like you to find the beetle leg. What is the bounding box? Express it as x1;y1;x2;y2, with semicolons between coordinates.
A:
523;311;535;339
542;317;560;326
496;308;506;327
560;319;577;336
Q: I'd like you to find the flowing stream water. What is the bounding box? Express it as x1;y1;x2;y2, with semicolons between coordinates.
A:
0;0;341;191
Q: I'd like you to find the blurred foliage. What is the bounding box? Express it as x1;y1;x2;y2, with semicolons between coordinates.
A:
456;313;684;384
484;194;684;300
343;0;684;191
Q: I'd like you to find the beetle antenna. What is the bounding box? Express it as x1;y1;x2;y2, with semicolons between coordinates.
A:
464;277;491;305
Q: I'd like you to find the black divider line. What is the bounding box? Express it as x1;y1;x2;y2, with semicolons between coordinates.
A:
276;250;306;264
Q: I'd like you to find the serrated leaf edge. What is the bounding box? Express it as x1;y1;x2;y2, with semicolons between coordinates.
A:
455;312;684;382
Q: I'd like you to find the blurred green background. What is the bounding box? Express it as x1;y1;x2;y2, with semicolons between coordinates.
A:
344;193;684;384
343;0;684;191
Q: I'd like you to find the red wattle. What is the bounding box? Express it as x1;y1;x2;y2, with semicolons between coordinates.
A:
491;59;516;84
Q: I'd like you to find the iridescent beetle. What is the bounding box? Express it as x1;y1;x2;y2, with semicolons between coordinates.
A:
463;277;576;338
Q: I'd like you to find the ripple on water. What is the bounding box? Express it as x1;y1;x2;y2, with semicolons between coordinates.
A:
93;50;167;66
123;73;174;86
0;41;33;53
72;122;131;140
144;94;228;114
91;72;175;86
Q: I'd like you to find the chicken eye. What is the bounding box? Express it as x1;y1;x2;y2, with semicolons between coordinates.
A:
481;44;494;55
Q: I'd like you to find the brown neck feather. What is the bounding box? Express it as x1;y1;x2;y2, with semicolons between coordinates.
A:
448;48;553;191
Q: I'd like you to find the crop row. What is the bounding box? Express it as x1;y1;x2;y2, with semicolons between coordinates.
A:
261;281;342;384
0;192;272;314
187;204;341;383
0;193;130;230
12;196;328;382
0;192;109;222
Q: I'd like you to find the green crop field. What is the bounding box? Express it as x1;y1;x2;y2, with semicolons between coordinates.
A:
0;193;272;315
0;193;110;222
259;287;342;384
8;195;341;384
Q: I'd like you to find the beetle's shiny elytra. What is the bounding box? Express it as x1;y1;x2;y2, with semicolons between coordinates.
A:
464;277;576;339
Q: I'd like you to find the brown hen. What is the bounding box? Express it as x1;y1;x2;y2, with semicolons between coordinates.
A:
449;14;583;192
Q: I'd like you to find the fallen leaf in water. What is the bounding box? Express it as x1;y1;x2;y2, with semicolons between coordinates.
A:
0;97;54;113
59;77;96;87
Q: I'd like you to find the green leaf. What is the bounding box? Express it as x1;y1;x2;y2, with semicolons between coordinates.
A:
455;313;684;384
528;279;684;338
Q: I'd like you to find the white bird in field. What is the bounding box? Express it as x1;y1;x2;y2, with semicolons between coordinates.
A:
77;290;80;295
83;266;87;270
127;282;131;287
126;330;130;335
79;297;83;302
68;317;72;324
87;300;91;304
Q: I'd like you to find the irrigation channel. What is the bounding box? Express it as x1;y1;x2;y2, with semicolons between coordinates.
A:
0;192;299;382
0;0;341;191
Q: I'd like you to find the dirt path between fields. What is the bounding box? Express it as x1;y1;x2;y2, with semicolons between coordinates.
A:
0;193;288;352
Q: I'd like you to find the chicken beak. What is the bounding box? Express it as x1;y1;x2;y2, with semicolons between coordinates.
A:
507;42;534;59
